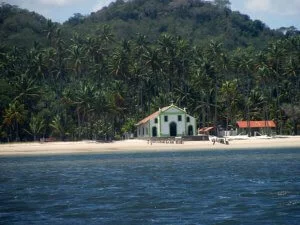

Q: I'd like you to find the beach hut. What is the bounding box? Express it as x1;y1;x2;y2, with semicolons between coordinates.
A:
136;104;196;138
236;120;276;136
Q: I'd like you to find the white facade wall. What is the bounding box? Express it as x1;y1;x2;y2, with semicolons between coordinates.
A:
149;118;158;137
187;116;196;135
160;114;186;136
137;122;150;138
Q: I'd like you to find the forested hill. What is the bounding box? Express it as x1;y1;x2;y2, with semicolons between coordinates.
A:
0;1;300;143
64;0;282;49
0;3;49;48
1;0;286;49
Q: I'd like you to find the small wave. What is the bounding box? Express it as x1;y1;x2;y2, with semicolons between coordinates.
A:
218;196;231;199
249;179;266;184
277;191;290;196
285;200;300;206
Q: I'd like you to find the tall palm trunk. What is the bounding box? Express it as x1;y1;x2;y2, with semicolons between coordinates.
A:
214;81;218;136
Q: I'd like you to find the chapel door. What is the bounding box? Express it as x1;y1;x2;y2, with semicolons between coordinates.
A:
188;125;194;135
152;127;157;137
170;122;177;137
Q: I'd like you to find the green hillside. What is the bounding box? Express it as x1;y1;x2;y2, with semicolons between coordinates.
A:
0;3;50;48
0;1;299;142
64;0;282;49
1;0;284;49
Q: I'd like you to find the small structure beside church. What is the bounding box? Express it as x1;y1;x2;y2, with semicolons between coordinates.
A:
236;120;276;136
136;104;196;138
198;127;214;136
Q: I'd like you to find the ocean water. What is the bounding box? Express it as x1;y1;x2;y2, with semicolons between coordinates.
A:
0;148;300;225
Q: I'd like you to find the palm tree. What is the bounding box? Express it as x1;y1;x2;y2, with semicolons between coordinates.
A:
247;89;266;120
50;113;71;141
3;101;27;141
24;115;45;141
255;58;272;127
281;103;300;135
266;40;287;134
219;79;240;129
173;37;191;105
190;47;215;127
53;28;67;85
284;37;300;104
234;52;254;136
67;44;84;77
45;19;57;47
158;34;176;94
63;82;96;129
135;33;149;55
98;24;115;49
142;47;161;98
207;40;227;134
14;74;40;108
108;41;131;80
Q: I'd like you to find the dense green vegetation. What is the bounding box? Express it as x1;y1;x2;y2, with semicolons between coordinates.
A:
0;3;49;48
0;1;300;142
65;0;283;49
1;0;285;49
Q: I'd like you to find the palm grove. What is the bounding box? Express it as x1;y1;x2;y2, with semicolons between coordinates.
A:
0;1;300;142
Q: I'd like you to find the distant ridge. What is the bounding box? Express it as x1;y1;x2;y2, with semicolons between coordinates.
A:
0;3;49;48
0;0;285;49
63;0;283;49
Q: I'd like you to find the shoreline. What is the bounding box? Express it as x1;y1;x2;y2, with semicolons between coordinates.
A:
1;136;300;156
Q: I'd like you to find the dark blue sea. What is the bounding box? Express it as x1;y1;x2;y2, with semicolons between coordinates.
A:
0;148;300;225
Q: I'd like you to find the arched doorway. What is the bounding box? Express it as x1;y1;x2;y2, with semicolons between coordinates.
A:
152;126;157;137
169;122;177;137
188;125;194;135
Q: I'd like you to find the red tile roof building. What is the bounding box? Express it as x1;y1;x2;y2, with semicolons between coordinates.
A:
236;120;276;136
236;121;276;128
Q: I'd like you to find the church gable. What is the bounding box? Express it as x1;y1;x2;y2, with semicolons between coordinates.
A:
162;105;185;114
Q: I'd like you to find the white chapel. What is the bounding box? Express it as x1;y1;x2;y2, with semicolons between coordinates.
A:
136;104;196;138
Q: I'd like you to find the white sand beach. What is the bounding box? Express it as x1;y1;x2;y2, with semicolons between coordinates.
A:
1;136;300;156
